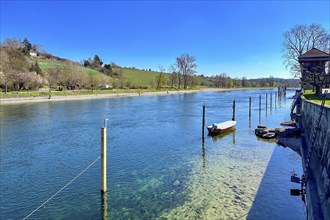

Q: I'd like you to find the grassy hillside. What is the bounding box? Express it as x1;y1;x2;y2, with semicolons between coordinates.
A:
115;67;165;88
35;58;99;74
35;58;164;88
30;56;171;90
118;68;212;88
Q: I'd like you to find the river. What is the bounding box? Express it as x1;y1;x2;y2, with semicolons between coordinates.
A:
0;89;305;219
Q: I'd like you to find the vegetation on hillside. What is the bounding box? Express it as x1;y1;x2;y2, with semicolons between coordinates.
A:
1;37;299;96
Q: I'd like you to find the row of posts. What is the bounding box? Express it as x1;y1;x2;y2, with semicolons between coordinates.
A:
100;89;287;216
202;91;286;142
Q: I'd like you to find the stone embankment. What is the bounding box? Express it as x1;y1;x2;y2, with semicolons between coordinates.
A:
298;97;330;220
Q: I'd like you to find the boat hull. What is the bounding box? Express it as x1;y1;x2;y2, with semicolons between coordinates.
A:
207;126;235;135
207;120;237;135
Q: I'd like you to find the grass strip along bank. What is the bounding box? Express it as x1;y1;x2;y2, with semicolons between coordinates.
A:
303;90;330;105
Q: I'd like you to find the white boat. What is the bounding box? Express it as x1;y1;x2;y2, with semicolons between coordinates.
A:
207;120;237;135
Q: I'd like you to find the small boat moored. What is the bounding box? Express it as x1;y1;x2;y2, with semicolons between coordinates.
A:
207;120;237;135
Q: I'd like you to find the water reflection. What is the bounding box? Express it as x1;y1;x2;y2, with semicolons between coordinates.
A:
266;94;268;117
101;192;108;220
202;143;206;169
210;128;236;144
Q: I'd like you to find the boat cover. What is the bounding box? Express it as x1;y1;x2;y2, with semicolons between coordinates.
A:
212;120;236;129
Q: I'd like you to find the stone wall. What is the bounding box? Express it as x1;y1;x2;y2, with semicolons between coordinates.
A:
300;98;330;219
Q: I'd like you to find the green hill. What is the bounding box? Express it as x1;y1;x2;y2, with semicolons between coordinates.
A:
35;56;166;89
115;67;164;88
35;57;99;74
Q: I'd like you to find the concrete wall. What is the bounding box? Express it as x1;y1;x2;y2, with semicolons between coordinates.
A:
300;98;330;219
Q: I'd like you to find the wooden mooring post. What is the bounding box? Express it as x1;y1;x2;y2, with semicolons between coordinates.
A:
265;94;268;116
102;192;108;220
232;99;236;121
249;97;252;117
249;97;252;128
101;119;108;195
202;104;205;143
275;92;277;107
202;143;206;168
259;95;261;124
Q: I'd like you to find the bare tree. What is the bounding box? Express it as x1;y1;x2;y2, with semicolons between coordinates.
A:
84;71;101;91
1;38;22;49
156;65;165;90
169;71;178;88
268;75;274;87
14;72;42;91
0;46;31;92
233;77;241;87
215;73;228;88
175;54;197;89
282;24;329;77
0;49;13;93
44;68;60;92
60;62;84;90
241;77;248;87
169;64;182;89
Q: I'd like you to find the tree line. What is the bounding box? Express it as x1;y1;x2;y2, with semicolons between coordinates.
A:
3;23;327;94
0;39;297;94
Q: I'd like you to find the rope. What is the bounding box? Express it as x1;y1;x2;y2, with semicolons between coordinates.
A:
23;156;101;220
234;211;249;220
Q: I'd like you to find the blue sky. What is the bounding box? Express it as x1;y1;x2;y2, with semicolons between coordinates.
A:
1;1;329;78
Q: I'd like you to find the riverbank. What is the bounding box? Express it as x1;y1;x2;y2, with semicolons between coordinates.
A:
0;88;261;105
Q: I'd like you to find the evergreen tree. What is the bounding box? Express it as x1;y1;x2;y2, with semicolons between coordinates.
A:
23;38;32;51
93;55;102;67
30;61;42;75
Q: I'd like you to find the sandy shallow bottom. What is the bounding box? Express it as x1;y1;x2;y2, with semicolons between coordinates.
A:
159;144;275;219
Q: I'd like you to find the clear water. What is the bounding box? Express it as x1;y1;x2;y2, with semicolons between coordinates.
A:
0;89;305;219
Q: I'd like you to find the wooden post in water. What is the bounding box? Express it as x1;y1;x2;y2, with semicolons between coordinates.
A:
275;92;277;107
249;97;252;117
101;119;108;195
265;94;268;116
202;143;206;168
232;99;236;121
102;192;108;220
202;104;205;143
259;95;261;124
270;92;272;109
249;97;252;128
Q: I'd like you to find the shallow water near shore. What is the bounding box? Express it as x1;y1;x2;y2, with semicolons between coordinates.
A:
0;89;304;219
